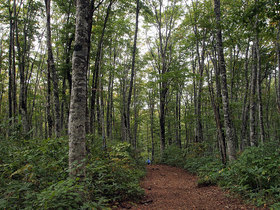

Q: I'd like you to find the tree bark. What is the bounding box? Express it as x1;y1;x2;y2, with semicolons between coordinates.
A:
47;60;53;138
148;90;155;162
207;54;227;165
0;39;2;115
240;41;250;150
8;3;15;129
15;7;29;136
126;0;140;145
133;79;139;149
250;39;258;146
256;34;265;145
276;22;280;113
176;89;182;148
90;0;113;133
69;0;91;178
106;45;115;141
214;0;236;161
45;0;61;138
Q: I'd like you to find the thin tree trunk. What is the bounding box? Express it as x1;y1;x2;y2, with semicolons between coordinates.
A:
106;48;113;140
0;39;3;115
176;89;182;148
250;34;258;147
8;4;14;128
148;90;155;162
256;34;265;145
106;45;115;141
15;0;31;136
47;64;53;138
45;0;60;138
266;73;271;139
99;73;106;148
126;0;140;145
276;22;280;113
90;0;113;133
207;55;227;165
195;31;206;143
192;54;198;143
133;80;138;149
214;0;236;161
30;54;44;128
184;100;189;146
240;41;250;150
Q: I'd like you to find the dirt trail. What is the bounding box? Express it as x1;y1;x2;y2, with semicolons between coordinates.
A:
126;165;263;210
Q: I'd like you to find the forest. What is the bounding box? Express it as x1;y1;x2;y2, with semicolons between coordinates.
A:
0;0;280;209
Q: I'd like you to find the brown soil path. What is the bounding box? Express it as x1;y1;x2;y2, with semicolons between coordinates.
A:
127;165;264;210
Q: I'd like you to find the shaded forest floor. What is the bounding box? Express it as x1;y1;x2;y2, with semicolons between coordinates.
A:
118;165;265;210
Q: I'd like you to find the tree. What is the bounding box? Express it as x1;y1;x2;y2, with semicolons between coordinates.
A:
145;0;181;155
214;0;236;161
125;0;140;146
90;0;114;135
45;0;61;138
68;0;91;178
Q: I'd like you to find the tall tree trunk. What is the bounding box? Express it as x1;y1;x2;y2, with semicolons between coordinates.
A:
176;89;182;148
240;41;250;150
121;73;127;142
159;83;167;154
207;55;227;165
195;31;206;143
276;23;280;113
69;0;91;178
106;45;115;141
90;0;113;133
30;54;44;131
15;14;29;135
266;73;271;140
192;54;198;143
148;90;155;162
126;0;140;145
45;0;61;138
214;0;236;161
47;63;53;138
8;4;14;129
184;100;189;146
61;78;66;134
99;73;106;148
256;34;265;145
0;39;3;116
250;28;258;147
133;80;138;149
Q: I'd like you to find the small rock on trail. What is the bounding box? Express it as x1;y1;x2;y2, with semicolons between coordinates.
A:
127;165;265;210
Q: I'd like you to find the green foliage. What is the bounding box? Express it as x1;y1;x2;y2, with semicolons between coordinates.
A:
86;142;145;204
217;144;280;206
0;137;145;209
161;144;185;167
35;178;84;209
185;155;223;178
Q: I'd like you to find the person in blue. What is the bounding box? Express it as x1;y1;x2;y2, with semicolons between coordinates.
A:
146;157;151;165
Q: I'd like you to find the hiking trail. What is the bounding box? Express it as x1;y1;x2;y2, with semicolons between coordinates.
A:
119;164;265;210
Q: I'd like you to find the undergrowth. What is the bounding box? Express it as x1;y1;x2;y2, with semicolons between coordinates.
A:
161;142;280;208
0;135;145;209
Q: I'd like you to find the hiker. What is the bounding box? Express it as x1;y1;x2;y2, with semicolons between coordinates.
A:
146;158;151;165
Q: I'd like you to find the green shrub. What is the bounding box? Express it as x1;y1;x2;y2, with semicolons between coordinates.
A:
0;137;145;209
218;145;280;206
161;144;185;167
35;178;84;209
86;142;145;204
